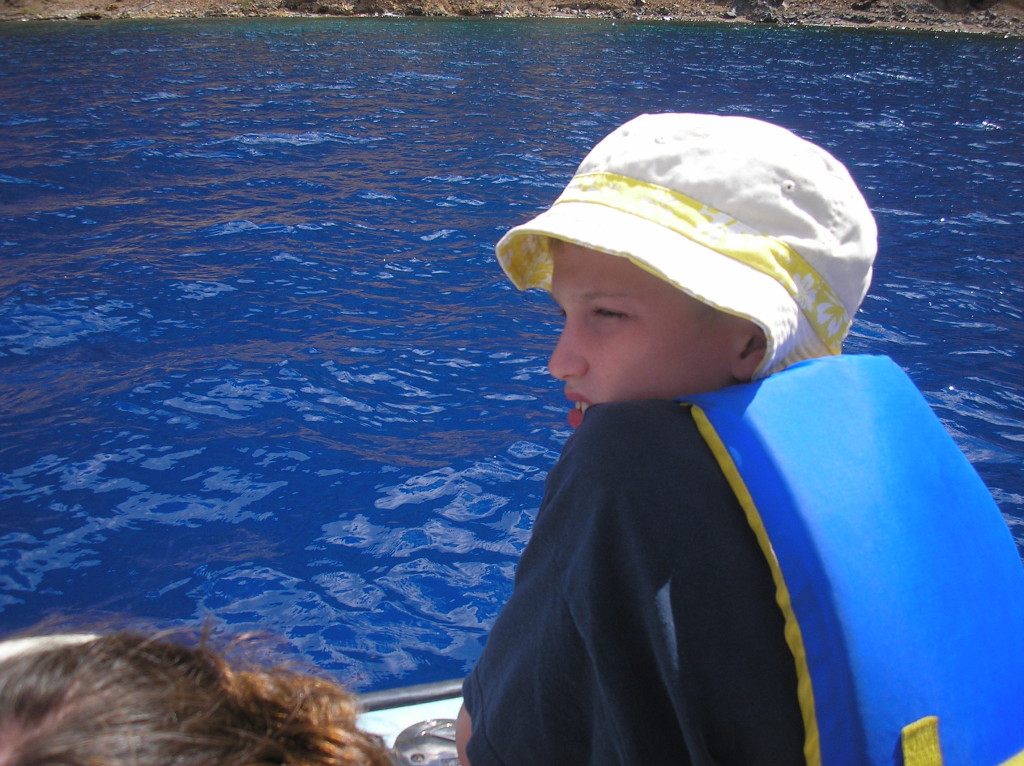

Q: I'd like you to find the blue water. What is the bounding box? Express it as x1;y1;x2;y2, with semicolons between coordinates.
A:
1;18;1022;692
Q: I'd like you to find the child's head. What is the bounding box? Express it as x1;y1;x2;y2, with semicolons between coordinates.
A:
0;630;391;766
496;113;877;415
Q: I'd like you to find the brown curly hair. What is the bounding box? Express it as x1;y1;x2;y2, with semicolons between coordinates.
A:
0;631;391;766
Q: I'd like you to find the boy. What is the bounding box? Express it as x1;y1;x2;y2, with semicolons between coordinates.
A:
456;112;877;764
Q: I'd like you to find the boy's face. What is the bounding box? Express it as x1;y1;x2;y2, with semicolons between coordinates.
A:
549;242;757;429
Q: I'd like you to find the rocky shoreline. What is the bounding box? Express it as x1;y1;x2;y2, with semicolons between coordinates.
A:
2;0;1023;37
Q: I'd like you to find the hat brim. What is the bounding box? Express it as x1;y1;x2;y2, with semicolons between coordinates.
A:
496;201;828;377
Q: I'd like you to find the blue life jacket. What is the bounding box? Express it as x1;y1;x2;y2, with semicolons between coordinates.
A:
682;355;1024;766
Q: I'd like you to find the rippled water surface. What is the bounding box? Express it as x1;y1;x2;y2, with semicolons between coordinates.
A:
1;18;1022;691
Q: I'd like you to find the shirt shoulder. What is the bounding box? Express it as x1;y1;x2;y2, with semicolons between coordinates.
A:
557;399;706;478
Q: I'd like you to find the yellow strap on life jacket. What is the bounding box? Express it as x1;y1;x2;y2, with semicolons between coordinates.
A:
902;717;943;766
998;748;1024;766
900;715;1024;766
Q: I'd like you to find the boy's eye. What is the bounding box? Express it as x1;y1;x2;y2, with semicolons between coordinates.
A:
593;307;626;319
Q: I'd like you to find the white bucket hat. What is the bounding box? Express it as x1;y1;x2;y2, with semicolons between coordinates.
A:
496;113;877;378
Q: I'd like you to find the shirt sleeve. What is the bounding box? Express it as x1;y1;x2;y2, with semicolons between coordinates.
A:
463;399;805;766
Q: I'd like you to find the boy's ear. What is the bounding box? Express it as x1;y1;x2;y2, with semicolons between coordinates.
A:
732;324;767;383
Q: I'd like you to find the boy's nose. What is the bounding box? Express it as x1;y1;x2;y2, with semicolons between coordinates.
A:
547;329;585;380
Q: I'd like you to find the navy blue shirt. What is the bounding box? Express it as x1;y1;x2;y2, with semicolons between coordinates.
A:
463;399;805;765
